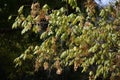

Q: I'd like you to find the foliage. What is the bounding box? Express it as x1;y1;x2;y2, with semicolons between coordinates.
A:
13;0;120;79
0;30;40;80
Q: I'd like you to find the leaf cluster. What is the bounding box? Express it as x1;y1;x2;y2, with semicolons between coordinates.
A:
13;0;120;79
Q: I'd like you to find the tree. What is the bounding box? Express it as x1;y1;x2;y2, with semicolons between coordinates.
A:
13;0;120;79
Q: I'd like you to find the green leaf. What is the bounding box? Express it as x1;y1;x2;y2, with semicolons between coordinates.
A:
8;15;12;20
42;4;50;11
88;43;100;53
69;60;74;66
72;16;79;25
32;25;40;33
61;32;68;41
18;5;24;14
99;9;105;17
12;22;18;29
60;50;69;58
40;32;48;39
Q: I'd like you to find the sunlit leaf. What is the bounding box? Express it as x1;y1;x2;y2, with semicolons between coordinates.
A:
18;5;24;14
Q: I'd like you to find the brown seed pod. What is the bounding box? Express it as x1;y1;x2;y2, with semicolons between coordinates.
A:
34;58;41;71
55;60;60;69
43;62;49;70
31;2;40;10
31;2;40;18
74;62;78;71
56;68;62;75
